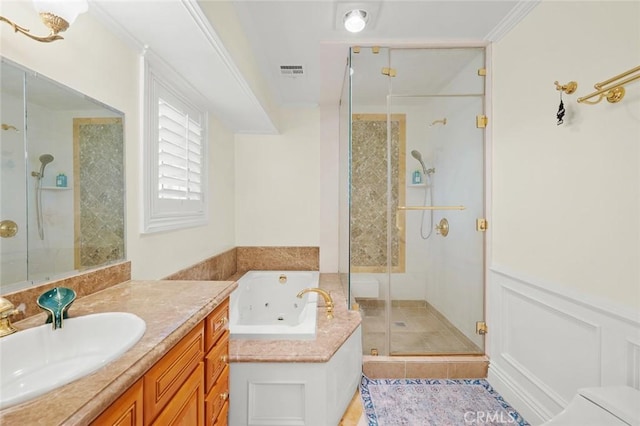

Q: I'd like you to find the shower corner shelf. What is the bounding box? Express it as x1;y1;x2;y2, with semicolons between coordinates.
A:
42;186;72;190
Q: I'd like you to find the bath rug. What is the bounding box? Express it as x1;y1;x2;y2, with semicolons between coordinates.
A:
360;375;530;426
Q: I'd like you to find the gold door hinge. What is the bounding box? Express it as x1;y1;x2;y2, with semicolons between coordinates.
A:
476;218;488;232
476;115;488;128
381;67;397;77
476;321;488;335
477;68;487;76
372;46;380;54
352;46;361;54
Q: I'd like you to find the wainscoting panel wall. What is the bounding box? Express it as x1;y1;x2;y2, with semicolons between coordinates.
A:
487;266;640;425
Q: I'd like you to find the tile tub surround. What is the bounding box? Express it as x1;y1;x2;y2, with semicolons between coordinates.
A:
236;246;319;272
0;279;237;425
230;272;362;362
1;260;131;319
162;246;319;282
163;247;237;281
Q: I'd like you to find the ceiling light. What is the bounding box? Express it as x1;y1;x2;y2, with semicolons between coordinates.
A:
0;0;88;43
343;9;368;33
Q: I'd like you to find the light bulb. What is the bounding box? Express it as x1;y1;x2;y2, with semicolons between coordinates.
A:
344;9;367;33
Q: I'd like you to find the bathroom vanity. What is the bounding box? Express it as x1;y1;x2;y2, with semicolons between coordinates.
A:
0;279;236;425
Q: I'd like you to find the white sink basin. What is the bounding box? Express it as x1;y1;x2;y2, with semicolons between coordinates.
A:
0;312;146;409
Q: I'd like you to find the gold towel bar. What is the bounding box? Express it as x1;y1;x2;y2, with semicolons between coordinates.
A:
397;206;466;211
578;65;640;105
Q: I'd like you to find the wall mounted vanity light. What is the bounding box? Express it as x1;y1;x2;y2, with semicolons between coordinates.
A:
0;0;88;43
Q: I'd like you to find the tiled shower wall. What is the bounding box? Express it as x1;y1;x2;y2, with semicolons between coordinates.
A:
350;114;405;272
74;118;125;269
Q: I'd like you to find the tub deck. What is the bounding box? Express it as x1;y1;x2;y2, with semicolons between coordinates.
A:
228;272;362;362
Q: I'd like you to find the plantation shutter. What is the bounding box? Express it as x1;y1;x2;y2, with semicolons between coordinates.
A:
143;62;208;233
158;98;203;201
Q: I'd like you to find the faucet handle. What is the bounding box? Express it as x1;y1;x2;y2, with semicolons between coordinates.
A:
0;297;17;317
0;297;19;337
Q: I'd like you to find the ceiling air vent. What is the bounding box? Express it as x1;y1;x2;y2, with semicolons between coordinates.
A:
279;65;305;78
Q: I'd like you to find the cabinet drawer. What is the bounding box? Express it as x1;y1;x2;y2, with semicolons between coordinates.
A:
151;363;204;426
213;400;229;426
205;365;229;426
91;379;143;426
205;332;229;392
205;300;229;351
144;323;204;424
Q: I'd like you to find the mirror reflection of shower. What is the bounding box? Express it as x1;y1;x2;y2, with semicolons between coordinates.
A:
31;154;54;240
410;149;436;239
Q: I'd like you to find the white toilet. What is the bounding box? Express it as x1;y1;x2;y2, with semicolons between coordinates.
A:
541;386;640;426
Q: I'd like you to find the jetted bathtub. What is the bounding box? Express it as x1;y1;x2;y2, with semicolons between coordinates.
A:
229;270;320;340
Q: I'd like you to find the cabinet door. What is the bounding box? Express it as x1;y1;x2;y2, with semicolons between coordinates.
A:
213;401;229;426
205;332;229;392
91;379;143;426
205;365;229;426
205;300;229;351
144;323;204;424
151;363;204;426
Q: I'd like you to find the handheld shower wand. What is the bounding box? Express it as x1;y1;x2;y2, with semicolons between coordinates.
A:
410;150;436;239
33;154;54;240
411;150;428;175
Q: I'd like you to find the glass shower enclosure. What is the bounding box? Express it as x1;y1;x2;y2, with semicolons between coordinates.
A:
340;46;487;356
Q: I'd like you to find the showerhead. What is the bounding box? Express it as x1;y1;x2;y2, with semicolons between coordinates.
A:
38;154;54;178
411;150;428;175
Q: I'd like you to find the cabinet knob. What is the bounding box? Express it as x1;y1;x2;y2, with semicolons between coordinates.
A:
221;355;228;364
220;392;229;401
216;317;228;329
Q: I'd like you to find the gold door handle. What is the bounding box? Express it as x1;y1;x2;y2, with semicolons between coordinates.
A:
0;220;18;238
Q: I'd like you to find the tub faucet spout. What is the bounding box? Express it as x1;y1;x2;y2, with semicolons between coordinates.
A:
297;288;334;320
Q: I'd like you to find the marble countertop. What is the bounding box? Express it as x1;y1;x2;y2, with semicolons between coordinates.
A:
229;273;362;363
0;279;237;426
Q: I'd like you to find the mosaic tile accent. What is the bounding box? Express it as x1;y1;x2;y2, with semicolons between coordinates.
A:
73;118;125;270
350;114;405;272
163;248;237;281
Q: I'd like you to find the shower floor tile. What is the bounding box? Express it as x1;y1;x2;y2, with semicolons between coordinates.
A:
357;299;483;355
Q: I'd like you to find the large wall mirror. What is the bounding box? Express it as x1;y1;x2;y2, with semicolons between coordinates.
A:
0;58;125;294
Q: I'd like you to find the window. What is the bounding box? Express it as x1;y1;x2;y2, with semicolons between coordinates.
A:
143;60;208;233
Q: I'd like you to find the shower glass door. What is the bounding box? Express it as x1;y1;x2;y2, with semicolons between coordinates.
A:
387;47;486;355
346;46;486;356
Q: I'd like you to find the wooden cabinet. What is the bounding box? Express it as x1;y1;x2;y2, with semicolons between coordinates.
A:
144;323;205;424
94;299;229;426
91;379;143;426
151;363;205;426
204;300;229;426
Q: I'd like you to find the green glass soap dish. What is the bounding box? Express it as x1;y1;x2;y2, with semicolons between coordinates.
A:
37;287;76;330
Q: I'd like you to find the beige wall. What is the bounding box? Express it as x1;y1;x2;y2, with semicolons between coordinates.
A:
492;0;640;308
1;2;237;280
235;107;321;246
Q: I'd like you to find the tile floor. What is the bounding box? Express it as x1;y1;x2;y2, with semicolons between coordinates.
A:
358;299;483;355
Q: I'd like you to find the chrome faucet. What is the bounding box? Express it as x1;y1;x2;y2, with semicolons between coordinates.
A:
297;288;334;320
0;297;20;337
